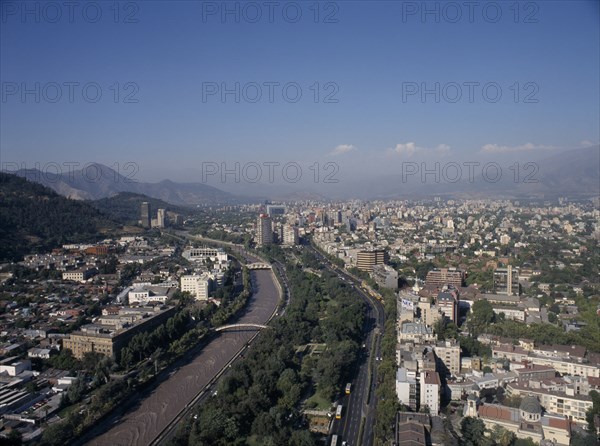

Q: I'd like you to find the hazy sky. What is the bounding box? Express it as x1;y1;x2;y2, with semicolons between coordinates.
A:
1;0;599;186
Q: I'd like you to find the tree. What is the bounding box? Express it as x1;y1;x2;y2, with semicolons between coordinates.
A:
64;375;87;405
3;430;22;446
513;439;540;446
434;319;459;341
414;261;436;281
586;390;600;432
81;351;104;373
570;431;600;446
492;425;515;446
49;348;79;371
460;417;491;446
289;430;316;446
41;421;73;445
467;300;495;336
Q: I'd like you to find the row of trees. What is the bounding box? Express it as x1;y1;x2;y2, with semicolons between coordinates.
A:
374;287;402;445
119;310;190;368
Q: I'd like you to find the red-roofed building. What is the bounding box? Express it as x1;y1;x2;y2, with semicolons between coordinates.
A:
465;396;571;446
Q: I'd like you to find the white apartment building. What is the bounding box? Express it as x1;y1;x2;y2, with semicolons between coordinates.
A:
282;225;299;246
180;274;211;300
396;368;418;411
420;370;441;414
434;340;461;377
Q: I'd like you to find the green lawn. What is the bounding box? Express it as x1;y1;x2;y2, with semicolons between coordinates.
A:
305;391;332;410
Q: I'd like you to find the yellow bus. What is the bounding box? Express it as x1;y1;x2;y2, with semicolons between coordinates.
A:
335;404;343;419
345;383;351;394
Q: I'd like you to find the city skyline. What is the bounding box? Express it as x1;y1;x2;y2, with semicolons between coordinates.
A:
1;2;599;445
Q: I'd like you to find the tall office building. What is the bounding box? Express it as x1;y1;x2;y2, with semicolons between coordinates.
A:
156;208;166;228
282;225;299;246
141;202;151;228
437;288;459;324
356;249;388;272
256;214;273;246
494;265;520;295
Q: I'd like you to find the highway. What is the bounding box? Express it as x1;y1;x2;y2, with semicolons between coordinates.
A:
307;243;385;446
84;235;283;446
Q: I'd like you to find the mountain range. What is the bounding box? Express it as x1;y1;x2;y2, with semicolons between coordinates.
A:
337;146;600;200
13;163;238;206
8;146;599;204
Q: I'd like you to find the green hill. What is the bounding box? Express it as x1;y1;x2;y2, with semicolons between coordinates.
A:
0;173;120;261
89;192;194;225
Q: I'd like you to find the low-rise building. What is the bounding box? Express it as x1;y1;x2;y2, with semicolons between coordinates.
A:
513;363;556;381
28;348;51;359
0;359;31;376
465;395;571;446
372;264;398;289
62;268;97;282
506;381;593;424
425;268;464;288
128;285;172;305
399;322;435;344
492;306;526;322
182;247;228;266
394;412;431;446
62;306;176;359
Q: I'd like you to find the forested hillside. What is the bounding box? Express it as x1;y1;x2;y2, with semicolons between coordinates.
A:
0;173;119;261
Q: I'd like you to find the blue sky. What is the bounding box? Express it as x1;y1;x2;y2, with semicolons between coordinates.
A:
1;0;599;185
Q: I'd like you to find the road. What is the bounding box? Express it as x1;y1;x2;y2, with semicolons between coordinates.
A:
307;243;385;446
85;237;282;446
